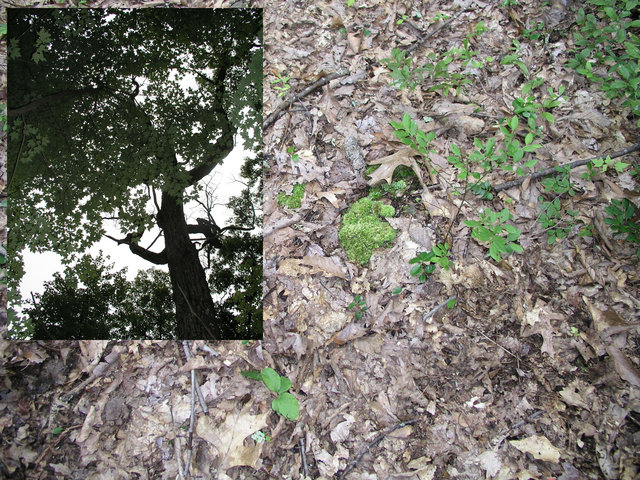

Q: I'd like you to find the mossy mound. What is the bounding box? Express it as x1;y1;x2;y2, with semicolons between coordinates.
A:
338;197;397;265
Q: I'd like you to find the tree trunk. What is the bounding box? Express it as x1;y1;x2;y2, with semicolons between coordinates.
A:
157;190;230;339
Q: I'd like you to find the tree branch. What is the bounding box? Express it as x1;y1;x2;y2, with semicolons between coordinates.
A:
105;233;167;265
494;141;640;192
8;85;104;117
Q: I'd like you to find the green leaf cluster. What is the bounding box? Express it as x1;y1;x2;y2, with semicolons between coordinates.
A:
409;242;451;282
390;113;436;157
242;367;300;420
464;208;523;262
604;198;640;257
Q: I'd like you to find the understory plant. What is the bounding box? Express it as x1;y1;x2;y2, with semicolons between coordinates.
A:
464;208;523;261
242;367;300;420
409;242;451;281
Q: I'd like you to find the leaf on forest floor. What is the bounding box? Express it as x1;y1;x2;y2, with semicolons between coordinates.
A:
509;435;562;463
366;148;424;186
196;402;268;479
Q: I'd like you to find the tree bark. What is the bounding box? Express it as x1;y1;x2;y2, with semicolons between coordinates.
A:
157;190;230;339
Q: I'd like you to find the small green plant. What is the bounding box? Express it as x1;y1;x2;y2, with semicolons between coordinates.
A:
347;0;356;6
541;165;577;196
242;367;300;420
538;197;579;244
287;145;299;162
495;115;541;175
347;294;368;320
397;14;408;25
409;243;451;282
604;198;640;257
522;21;546;41
390;113;436;158
368;180;407;200
501;39;529;76
447;138;501;199
277;183;306;209
271;73;291;97
502;0;518;6
251;430;271;443
0;23;6;36
338;197;397;265
380;48;426;91
464;208;524;261
581;155;630;180
570;326;580;337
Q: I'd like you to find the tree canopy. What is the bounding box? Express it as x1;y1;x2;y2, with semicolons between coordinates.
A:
7;8;263;339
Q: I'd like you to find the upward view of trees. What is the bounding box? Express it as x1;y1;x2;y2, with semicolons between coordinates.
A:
7;8;262;339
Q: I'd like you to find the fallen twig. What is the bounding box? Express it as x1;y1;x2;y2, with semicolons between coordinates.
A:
335;418;420;479
423;295;457;321
406;11;463;57
494;141;640;192
263;70;350;130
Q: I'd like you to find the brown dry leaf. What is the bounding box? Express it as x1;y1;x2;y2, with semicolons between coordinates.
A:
605;345;640;387
421;188;451;218
509;435;562;463
196;402;268;479
277;258;310;277
559;379;595;409
328;322;368;346
520;301;564;357
367;148;424;186
177;356;210;373
300;255;348;279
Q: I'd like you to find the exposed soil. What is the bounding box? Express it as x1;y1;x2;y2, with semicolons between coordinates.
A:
1;0;640;479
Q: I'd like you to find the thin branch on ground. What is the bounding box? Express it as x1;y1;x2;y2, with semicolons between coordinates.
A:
405;11;463;57
423;295;457;321
263;70;350;130
494;141;640;192
335;418;421;479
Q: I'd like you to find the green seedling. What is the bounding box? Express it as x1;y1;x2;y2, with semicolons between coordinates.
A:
522;21;546;41
464;208;524;262
501;39;529;76
242;367;300;420
347;0;356;6
604;198;640;257
287;145;299;162
347;294;368;320
537;197;579;244
541;165;577;196
368;180;407;200
278;183;306;209
409;243;451;282
496;115;541;175
392;287;403;295
390;114;436;158
581;155;629;181
381;48;426;91
271;73;291;97
251;430;271;443
338;197;397;265
570;326;580;337
397;14;408;25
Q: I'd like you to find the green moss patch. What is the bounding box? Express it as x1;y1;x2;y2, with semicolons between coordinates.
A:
338;197;397;265
278;183;306;209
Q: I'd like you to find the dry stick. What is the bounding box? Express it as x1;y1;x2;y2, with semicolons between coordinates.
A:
300;437;309;478
263;70;350;130
493;141;640;192
405;10;463;57
335;418;420;479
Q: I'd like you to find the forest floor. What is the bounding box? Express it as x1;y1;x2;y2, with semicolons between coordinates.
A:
2;0;640;479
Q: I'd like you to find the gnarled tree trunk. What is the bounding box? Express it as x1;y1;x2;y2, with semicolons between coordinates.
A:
157;191;229;339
